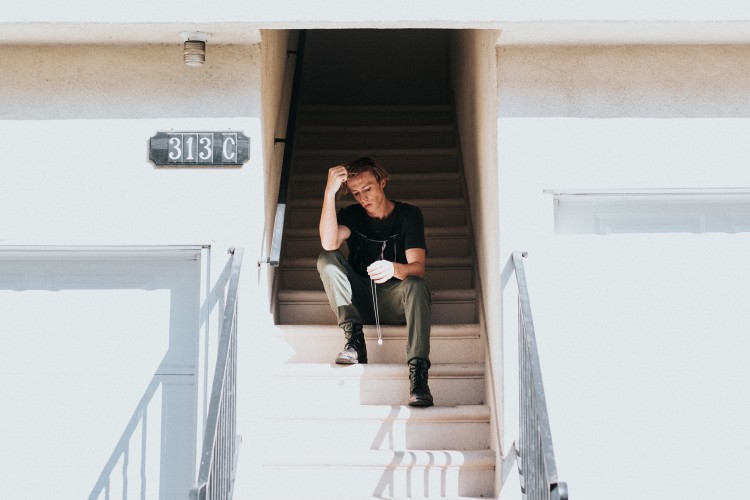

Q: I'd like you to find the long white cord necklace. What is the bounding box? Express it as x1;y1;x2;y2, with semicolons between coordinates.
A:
370;278;383;346
370;240;387;346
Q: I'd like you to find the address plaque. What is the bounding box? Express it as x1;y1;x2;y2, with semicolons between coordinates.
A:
149;131;250;167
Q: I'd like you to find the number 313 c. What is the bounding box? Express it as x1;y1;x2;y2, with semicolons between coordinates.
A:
167;133;238;164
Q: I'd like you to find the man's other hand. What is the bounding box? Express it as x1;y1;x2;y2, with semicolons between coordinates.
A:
367;260;395;284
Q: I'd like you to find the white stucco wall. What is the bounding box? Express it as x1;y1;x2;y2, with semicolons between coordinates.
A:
0;41;277;497
259;29;291;298
0;43;264;250
497;44;750;499
452;29;504;494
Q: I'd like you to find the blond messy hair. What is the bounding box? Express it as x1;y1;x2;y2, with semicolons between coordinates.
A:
336;157;391;199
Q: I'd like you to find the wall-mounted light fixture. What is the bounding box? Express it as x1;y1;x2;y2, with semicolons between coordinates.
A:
180;32;208;67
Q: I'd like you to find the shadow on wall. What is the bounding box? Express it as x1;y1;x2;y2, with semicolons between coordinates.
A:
87;255;235;500
497;44;750;118
87;354;169;500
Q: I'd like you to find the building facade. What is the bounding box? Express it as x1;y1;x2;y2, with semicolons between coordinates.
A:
2;3;750;499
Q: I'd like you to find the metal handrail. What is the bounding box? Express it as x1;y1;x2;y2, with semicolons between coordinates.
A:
190;248;244;500
265;30;307;267
510;251;568;500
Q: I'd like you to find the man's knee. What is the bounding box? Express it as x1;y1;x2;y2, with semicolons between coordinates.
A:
317;250;344;274
402;277;431;301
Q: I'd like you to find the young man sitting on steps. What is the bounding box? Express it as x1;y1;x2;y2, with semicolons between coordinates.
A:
317;156;434;407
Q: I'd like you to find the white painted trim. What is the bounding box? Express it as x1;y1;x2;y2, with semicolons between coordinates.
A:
545;188;750;197
547;189;750;234
0;245;208;260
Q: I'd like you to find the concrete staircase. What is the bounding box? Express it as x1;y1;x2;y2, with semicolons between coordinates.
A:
264;104;494;499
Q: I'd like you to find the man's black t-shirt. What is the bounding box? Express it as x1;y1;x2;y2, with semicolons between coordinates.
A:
337;201;427;278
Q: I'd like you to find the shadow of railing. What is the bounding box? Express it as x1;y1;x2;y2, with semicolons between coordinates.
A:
88;253;236;500
87;355;166;500
369;405;492;499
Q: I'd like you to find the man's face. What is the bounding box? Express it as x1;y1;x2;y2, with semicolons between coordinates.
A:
346;171;387;217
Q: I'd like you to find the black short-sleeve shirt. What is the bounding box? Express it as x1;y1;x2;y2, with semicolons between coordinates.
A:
337;201;427;277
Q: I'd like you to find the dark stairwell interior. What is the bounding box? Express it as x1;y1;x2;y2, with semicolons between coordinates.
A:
276;29;477;328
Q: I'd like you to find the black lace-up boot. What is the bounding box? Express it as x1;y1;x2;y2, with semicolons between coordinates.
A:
408;358;434;407
335;324;368;364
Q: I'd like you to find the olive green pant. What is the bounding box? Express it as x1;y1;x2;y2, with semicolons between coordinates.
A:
317;250;431;364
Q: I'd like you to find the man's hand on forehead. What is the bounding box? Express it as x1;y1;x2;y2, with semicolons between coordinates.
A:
326;165;349;196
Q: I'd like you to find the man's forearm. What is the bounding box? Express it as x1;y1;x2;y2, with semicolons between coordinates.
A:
393;261;425;280
320;164;350;250
319;194;340;250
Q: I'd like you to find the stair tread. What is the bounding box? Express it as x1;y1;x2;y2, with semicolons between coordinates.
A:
281;256;472;268
289;496;490;500
264;448;495;468
292;171;460;183
275;362;484;378
273;323;480;339
300;104;452;112
279;288;476;302
269;403;490;422
271;323;483;364
298;124;455;133
288;198;465;210
285;225;469;238
315;496;491;500
295;147;457;157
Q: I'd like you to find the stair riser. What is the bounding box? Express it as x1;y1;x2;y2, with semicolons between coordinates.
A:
299;110;453;127
286;206;467;228
261;467;494;499
274;336;484;364
278;301;477;325
268;421;490;451
272;376;484;406
293;156;458;174
290;181;463;200
280;267;473;291
282;235;471;259
296;132;456;150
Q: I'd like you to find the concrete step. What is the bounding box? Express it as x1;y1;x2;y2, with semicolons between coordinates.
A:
292;148;458;174
279;256;473;291
271;363;485;406
267;404;491;451
286;198;467;228
298;104;453;127
296;124;456;150
271;324;483;364
281;226;472;259
261;448;495;499
277;289;477;325
289;171;464;201
258;497;493;500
